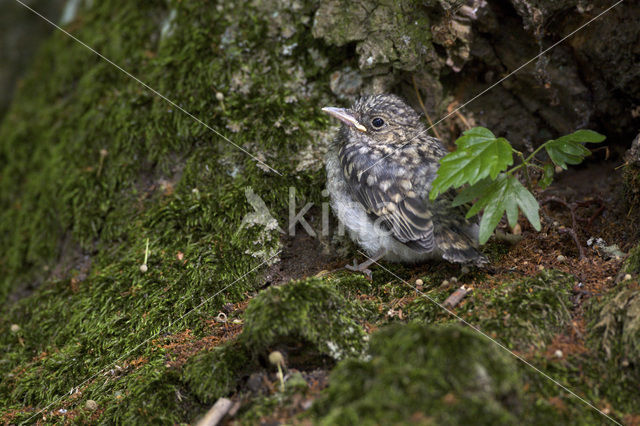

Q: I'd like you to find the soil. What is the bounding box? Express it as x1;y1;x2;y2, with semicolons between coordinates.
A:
262;206;345;288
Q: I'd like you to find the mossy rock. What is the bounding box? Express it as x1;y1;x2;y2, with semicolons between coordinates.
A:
588;284;640;369
313;322;523;425
623;132;640;219
407;270;574;350
312;0;435;72
624;166;640;221
591;244;640;369
622;243;640;276
240;277;367;361
583;280;640;416
472;270;574;350
183;340;253;405
0;0;346;421
183;277;366;407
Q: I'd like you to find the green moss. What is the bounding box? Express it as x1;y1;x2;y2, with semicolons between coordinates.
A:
470;271;574;350
407;271;574;349
482;239;513;262
182;277;366;410
514;353;627;425
0;0;348;300
588;283;640;371
0;0;633;422
97;361;195;424
405;286;455;323
623;243;640;276
330;271;374;297
623;163;640;219
183;341;253;405
240;277;367;360
400;271;628;423
234;371;310;424
311;317;612;425
313;322;524;424
181;278;367;421
0;0;352;422
498;271;640;422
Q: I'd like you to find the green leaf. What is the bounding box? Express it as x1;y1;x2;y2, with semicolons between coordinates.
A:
460;174;541;244
505;193;518;228
538;163;554;189
560;129;606;143
451;178;493;207
513;180;541;232
544;130;606;170
429;127;514;200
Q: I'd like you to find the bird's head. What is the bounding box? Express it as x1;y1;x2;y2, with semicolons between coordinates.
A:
322;94;424;147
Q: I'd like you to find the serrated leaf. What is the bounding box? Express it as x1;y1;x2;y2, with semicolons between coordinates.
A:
457;126;495;143
465;179;501;218
463;174;540;244
544;129;606;169
538;163;554;189
451;178;494;207
430;127;514;200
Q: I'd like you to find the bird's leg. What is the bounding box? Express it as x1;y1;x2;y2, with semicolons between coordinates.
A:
345;249;386;280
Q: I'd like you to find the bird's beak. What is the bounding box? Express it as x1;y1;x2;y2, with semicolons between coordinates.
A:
322;107;367;132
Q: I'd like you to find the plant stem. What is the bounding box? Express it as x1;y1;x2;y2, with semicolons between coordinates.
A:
523;142;548;164
527;163;546;172
507;142;549;181
277;363;285;392
514;151;533;189
143;238;150;265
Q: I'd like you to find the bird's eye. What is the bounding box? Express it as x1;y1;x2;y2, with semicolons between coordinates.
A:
371;117;385;128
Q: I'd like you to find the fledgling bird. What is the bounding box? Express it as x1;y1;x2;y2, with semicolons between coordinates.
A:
323;94;487;276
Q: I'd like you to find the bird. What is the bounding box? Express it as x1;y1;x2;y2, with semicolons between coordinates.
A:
322;94;487;277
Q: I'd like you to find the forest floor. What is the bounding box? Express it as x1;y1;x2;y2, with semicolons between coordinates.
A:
1;1;639;423
158;159;639;425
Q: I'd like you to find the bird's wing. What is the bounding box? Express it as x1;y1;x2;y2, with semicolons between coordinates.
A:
346;161;437;252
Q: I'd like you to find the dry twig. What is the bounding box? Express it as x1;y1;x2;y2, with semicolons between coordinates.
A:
443;285;473;308
412;75;442;140
541;196;588;259
196;398;233;426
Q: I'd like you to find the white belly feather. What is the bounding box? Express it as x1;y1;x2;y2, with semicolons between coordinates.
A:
325;148;441;263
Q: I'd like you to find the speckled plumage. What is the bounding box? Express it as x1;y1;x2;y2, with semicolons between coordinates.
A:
323;94;487;266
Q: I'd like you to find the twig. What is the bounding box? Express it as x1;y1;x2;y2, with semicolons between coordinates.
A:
443;285;473;308
412;75;442;140
575;198;605;226
615;161;628;171
196;398;233;426
515;151;534;190
451;103;471;129
589;145;610;160
557;227;586;260
541;196;586;259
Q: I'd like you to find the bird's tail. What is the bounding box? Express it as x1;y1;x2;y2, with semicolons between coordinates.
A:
434;221;488;266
